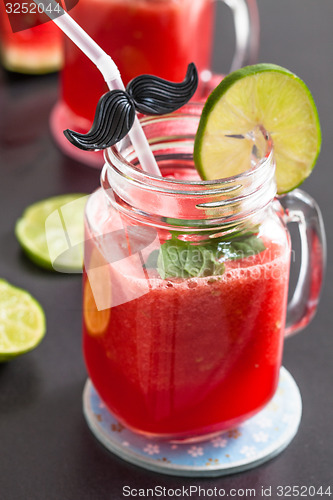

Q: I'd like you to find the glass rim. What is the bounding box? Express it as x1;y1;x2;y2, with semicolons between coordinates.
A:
104;106;275;195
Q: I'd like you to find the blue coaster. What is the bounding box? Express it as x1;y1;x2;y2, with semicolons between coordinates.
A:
83;367;302;477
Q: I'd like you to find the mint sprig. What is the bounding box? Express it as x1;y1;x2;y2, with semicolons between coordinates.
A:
148;232;266;280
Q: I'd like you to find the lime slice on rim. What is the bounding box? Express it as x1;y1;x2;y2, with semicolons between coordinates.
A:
0;279;46;362
194;63;321;194
15;194;88;272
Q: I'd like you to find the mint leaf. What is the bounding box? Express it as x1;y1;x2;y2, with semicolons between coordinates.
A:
157;239;189;279
157;239;224;279
144;249;159;269
152;233;265;280
184;245;225;277
216;235;266;261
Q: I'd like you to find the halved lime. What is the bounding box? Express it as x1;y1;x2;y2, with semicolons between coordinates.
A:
0;279;46;362
194;64;321;194
15;194;88;272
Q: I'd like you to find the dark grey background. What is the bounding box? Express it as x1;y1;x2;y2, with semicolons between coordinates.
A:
0;0;332;498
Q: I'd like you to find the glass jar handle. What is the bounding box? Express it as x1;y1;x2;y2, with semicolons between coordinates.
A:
280;189;326;337
221;0;260;72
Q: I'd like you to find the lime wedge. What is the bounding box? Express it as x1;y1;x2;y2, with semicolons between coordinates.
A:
15;194;88;272
83;248;112;337
0;279;46;362
84;278;111;337
194;64;321;194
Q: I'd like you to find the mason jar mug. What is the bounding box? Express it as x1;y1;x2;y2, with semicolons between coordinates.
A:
82;104;325;440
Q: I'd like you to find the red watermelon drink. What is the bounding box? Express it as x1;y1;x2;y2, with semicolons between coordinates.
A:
82;107;292;439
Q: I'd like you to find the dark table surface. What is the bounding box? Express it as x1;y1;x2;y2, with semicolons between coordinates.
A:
0;1;332;498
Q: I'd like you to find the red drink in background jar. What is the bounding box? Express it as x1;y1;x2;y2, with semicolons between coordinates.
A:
62;0;214;123
51;0;259;167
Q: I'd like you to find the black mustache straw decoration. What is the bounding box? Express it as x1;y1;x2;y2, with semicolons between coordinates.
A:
63;63;198;151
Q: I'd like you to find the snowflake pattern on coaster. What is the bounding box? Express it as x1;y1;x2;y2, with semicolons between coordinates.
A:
83;367;302;477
